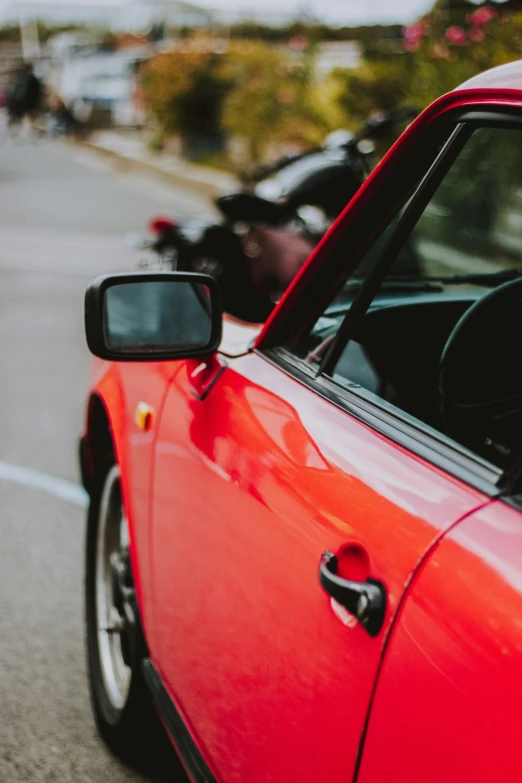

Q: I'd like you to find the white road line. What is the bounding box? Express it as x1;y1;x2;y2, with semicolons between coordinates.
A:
0;461;88;507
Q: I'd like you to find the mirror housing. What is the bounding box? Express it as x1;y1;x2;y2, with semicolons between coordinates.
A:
85;272;222;362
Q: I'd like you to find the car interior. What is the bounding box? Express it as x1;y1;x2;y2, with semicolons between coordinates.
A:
333;280;522;470
335;294;477;429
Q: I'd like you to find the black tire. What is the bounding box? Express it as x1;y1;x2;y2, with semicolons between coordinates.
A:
85;462;175;778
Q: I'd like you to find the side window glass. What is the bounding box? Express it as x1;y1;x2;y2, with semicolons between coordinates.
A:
291;126;522;470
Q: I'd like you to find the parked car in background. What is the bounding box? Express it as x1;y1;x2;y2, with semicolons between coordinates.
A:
80;60;522;782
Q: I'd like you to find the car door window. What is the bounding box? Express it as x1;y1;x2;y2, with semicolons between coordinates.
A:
286;125;522;471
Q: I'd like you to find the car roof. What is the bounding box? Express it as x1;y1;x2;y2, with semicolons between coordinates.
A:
455;58;522;92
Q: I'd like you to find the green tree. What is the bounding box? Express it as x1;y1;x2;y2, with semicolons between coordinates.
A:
142;47;230;139
333;61;409;126
221;40;327;162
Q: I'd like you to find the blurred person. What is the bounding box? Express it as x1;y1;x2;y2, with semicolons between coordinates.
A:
7;63;44;137
0;86;7;137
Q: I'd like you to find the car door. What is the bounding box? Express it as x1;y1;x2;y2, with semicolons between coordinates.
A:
151;352;490;783
150;109;514;781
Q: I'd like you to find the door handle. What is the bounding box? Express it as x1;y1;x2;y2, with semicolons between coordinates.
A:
319;551;386;637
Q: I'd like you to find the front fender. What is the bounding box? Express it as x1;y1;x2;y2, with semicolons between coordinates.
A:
81;356;179;652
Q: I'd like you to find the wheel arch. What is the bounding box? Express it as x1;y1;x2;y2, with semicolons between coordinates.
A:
80;366;127;497
81;393;116;494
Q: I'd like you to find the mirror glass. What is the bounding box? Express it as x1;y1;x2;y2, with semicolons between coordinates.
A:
104;280;212;354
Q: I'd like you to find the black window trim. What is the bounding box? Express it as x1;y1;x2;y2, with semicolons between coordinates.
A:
257;108;522;497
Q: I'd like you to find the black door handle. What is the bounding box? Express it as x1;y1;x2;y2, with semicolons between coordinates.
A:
319;551;386;637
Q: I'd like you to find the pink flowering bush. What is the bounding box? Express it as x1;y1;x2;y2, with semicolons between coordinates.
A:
396;5;522;108
468;27;486;43
469;7;497;27
403;22;428;51
445;26;467;46
336;4;522;129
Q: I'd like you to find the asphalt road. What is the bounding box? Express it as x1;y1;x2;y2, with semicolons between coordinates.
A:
0;129;209;783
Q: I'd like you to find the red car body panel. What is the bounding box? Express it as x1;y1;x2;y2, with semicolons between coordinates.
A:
357;500;522;782
150;352;488;782
82;64;522;782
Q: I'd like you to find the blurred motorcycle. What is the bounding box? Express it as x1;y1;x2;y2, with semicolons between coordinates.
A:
130;107;418;323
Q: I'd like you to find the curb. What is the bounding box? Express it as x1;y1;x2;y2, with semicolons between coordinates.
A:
72;138;239;201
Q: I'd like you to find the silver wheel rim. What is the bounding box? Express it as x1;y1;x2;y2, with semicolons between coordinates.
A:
95;465;132;711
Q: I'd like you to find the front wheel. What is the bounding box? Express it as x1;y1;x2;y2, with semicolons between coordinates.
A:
85;463;170;775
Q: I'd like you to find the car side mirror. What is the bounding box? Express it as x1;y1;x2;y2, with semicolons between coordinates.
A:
85;272;222;361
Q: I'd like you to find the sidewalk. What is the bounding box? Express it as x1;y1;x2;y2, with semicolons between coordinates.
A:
78;130;239;200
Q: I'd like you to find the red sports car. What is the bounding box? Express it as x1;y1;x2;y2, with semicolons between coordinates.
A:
81;61;522;783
